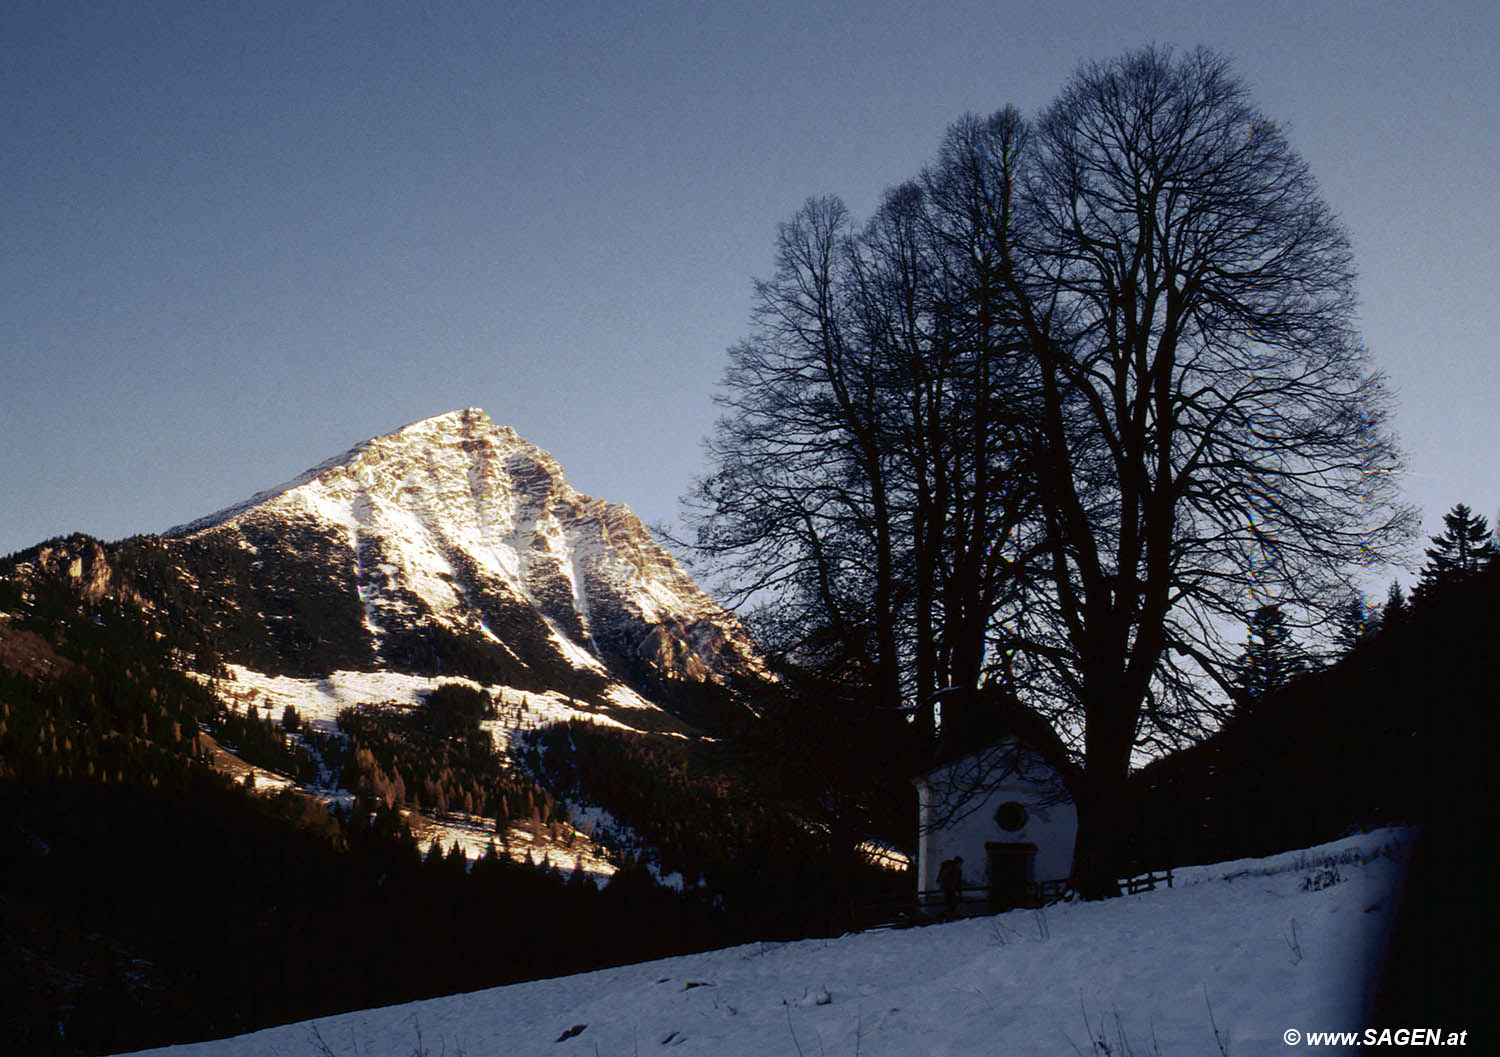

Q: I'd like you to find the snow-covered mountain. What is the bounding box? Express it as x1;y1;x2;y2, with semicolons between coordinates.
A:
161;408;765;725
0;410;781;884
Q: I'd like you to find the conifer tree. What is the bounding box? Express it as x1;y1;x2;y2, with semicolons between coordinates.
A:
1418;503;1496;594
1237;605;1307;706
1332;593;1376;655
1381;580;1408;628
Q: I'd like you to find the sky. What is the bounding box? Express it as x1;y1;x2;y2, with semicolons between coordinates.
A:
4;0;1497;583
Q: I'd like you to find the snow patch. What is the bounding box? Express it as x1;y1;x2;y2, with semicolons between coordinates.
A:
205;665;645;743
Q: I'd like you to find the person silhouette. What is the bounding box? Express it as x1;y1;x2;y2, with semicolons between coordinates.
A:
937;855;964;917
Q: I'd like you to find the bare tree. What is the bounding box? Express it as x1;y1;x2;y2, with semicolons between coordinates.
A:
694;46;1411;898
690;195;907;711
994;46;1411;894
913;109;1036;703
690;165;1032;734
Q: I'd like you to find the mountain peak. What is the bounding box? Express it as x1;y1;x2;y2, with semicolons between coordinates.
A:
167;410;574;537
158;410;766;707
381;407;509;447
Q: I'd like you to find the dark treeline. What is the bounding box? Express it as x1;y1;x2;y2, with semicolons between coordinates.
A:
0;776;734;1057
1129;539;1500;871
212;702;323;783
1126;540;1500;1030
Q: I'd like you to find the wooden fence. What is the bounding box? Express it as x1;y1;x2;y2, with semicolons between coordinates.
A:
1121;868;1174;894
853;869;1171;931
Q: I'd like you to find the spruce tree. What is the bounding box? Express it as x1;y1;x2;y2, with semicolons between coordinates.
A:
1237;604;1306;706
1381;580;1408;628
1418;503;1496;595
1332;593;1375;655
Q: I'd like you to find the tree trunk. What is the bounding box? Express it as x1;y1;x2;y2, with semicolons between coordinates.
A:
827;789;858;935
1070;770;1131;899
1070;711;1135;899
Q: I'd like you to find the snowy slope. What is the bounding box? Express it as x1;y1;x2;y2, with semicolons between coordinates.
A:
119;830;1408;1057
210;663;653;749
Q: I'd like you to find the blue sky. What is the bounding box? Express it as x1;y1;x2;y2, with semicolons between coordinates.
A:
3;1;1497;586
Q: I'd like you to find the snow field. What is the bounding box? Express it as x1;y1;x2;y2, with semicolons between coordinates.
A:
207;664;640;743
201;665;656;879
403;808;619;881
120;829;1407;1057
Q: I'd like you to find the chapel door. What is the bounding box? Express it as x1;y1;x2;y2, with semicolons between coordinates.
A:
986;842;1037;910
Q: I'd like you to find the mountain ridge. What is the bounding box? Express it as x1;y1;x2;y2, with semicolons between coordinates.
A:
145;408;765;717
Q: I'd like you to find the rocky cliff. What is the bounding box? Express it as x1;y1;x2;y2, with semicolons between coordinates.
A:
154;409;765;720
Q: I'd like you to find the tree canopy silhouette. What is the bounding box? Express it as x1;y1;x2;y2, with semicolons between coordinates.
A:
693;45;1411;896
